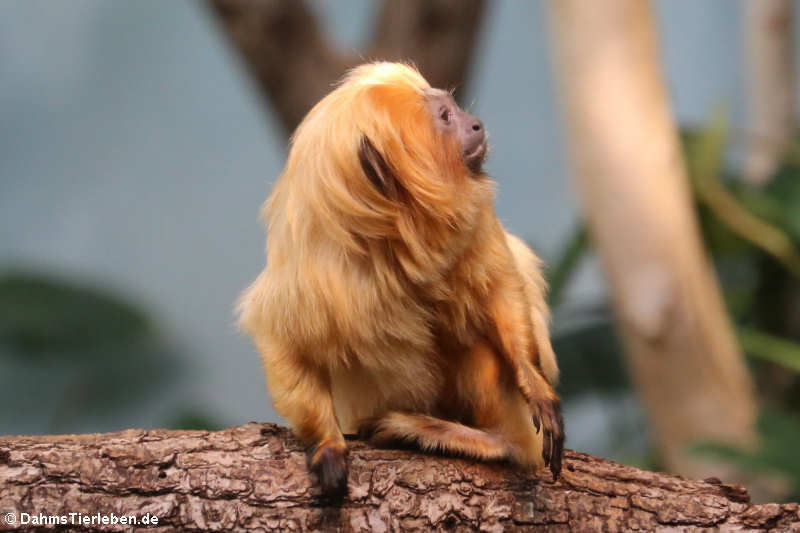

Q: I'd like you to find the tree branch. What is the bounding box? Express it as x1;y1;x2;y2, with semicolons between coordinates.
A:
206;0;349;133
1;423;797;531
205;0;486;133
367;0;486;98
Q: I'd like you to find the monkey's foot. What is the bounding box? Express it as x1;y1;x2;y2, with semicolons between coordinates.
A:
530;397;564;481
307;441;348;499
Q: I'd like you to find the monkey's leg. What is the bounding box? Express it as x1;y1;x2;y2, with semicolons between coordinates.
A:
359;412;509;460
455;339;552;469
488;287;564;478
258;340;348;497
360;342;548;471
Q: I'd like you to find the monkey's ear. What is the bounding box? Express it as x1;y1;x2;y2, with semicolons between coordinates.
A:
358;135;399;198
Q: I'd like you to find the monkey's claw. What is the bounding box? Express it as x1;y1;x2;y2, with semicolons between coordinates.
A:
308;443;348;499
532;398;564;481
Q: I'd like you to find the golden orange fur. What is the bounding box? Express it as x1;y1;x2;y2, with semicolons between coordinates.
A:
238;62;562;496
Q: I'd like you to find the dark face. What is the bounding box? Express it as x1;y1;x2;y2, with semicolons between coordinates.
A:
425;89;486;173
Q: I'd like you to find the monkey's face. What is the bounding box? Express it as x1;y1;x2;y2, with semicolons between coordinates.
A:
282;63;494;252
353;78;489;203
424;89;487;173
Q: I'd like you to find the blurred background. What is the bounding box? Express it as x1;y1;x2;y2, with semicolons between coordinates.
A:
1;0;799;501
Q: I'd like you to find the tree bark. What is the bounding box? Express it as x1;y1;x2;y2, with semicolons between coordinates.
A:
1;423;798;532
742;0;795;186
546;0;757;481
205;0;486;133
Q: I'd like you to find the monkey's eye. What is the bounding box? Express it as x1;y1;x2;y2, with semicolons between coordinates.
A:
440;108;451;123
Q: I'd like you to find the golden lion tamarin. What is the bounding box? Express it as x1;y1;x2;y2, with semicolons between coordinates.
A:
239;62;563;497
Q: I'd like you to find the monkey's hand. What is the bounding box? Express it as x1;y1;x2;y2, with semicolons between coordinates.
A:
307;440;348;499
530;393;564;481
518;360;564;481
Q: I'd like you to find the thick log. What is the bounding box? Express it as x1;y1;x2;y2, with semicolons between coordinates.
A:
0;423;797;532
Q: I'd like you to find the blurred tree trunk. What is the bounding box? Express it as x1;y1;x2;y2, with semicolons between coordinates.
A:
547;0;757;480
205;0;486;134
742;0;795;186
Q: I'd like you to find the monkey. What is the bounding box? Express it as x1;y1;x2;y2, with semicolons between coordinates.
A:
238;62;563;498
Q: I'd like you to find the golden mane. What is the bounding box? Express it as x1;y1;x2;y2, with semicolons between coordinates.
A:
267;63;483;256
239;62;494;352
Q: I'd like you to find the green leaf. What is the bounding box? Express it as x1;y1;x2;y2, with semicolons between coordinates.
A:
165;410;225;431
552;312;631;399
738;327;800;375
0;273;149;360
547;223;589;309
0;271;180;433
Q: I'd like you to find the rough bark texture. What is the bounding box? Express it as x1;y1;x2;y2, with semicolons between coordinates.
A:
742;0;796;185
205;0;486;134
1;423;798;532
547;0;758;481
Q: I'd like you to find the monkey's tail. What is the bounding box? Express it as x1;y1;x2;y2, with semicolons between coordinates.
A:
359;411;510;461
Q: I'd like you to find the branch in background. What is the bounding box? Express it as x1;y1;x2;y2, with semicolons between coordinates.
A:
742;0;796;186
367;0;486;100
3;423;799;532
205;0;349;133
206;0;486;134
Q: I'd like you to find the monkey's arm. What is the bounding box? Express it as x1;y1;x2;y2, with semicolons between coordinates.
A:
258;341;348;497
486;287;564;479
504;232;559;385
